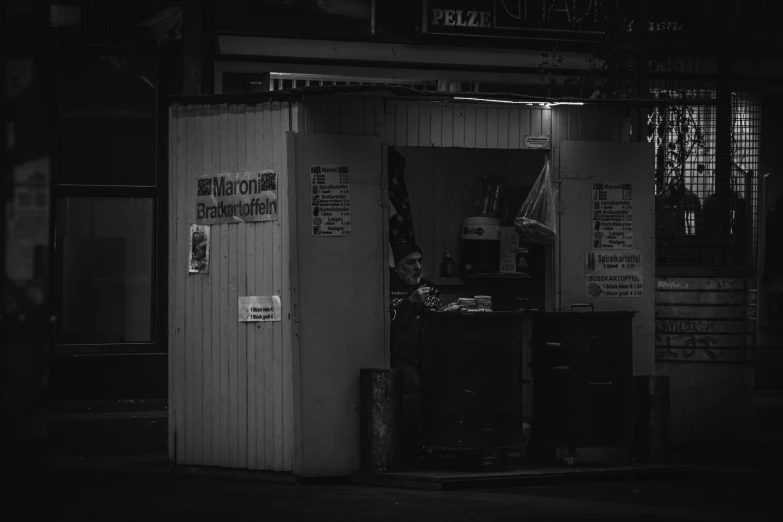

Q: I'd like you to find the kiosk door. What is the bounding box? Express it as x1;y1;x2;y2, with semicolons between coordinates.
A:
557;141;655;376
290;134;388;476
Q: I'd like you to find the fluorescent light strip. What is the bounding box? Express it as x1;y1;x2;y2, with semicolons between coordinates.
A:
453;96;584;107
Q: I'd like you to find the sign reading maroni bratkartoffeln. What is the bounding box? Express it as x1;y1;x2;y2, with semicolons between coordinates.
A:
195;170;277;225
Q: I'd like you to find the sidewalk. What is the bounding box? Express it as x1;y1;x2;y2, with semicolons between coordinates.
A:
44;455;778;521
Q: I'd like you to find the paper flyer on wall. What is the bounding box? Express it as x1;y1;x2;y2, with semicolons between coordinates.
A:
585;249;643;298
238;296;282;322
310;165;351;237
592;182;633;249
6;157;50;281
188;224;210;274
195;170;277;225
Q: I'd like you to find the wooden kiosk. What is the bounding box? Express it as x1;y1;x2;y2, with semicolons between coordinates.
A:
167;86;655;477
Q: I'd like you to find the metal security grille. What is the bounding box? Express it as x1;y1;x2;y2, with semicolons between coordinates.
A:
267;73;437;92
650;83;760;271
55;0;164;48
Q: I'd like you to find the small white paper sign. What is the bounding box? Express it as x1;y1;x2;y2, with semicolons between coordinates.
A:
524;135;551;149
238;296;282;322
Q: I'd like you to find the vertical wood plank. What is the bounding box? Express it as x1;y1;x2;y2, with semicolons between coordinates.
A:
338;97;352;135
236;108;248;469
350;97;364;135
487;107;499;148
430;104;442;147
218;105;231;467
475;106;487;148
374;99;385;139
385;102;397;146
362;98;376;137
509;108;520;149
497;108;509;149
167;106;178;462
253;107;266;468
329;97;341;134
184;107;196;464
453;105;465;147
210;108;221;465
200;107;212;467
418;103;430;146
228;107;240;469
568;106;580;141
551;107;563;153
464;106;476;148
174;106;188;464
579;106;591;140
192;108;204;465
407;103;419;146
542;108;553;137
244;107;256;470
395;103;407;148
262;102;275;470
280;103;294;471
519;109;532;147
272;102;285;471
304;103;317;134
442;105;454;147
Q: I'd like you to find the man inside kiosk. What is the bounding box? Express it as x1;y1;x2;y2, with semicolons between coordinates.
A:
389;240;441;465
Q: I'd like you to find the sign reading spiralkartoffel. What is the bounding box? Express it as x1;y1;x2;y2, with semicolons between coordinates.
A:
310;165;351;237
585;249;644;298
592;182;633;249
196;170;277;225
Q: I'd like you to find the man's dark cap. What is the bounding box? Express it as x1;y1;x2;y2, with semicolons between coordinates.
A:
392;241;422;265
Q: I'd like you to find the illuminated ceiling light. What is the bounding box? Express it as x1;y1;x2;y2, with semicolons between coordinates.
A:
453;96;584;107
454;96;546;105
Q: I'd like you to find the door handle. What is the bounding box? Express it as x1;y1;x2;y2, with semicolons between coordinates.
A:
552;366;571;371
545;342;562;348
589;381;612;386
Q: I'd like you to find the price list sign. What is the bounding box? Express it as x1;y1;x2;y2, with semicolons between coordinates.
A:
592;182;633;249
310;165;351;237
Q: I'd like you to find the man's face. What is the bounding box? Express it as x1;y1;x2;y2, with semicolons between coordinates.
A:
395;252;423;286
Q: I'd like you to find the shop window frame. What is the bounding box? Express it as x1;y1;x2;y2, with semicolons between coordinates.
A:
52;45;167;356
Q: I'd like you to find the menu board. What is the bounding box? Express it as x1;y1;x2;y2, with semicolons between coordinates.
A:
592;182;633;249
310;165;351;237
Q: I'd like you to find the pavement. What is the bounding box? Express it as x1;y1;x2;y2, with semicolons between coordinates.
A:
38;459;779;521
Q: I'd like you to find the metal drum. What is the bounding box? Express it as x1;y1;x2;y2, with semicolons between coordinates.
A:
418;311;526;457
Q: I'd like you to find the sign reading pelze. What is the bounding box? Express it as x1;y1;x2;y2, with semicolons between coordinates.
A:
196;170;278;225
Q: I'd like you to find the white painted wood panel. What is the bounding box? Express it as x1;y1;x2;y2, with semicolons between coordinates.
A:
293;134;386;477
168;102;294;472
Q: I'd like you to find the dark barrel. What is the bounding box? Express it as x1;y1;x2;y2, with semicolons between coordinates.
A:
418;311;526;450
359;368;404;472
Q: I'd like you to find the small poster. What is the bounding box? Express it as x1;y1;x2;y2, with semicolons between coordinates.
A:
499;227;530;275
238;296;282;322
188;224;210;274
592;182;633;249
6;157;50;281
585;249;644;298
310;165;351;237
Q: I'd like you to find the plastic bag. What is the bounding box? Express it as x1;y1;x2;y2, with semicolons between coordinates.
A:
513;159;557;244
